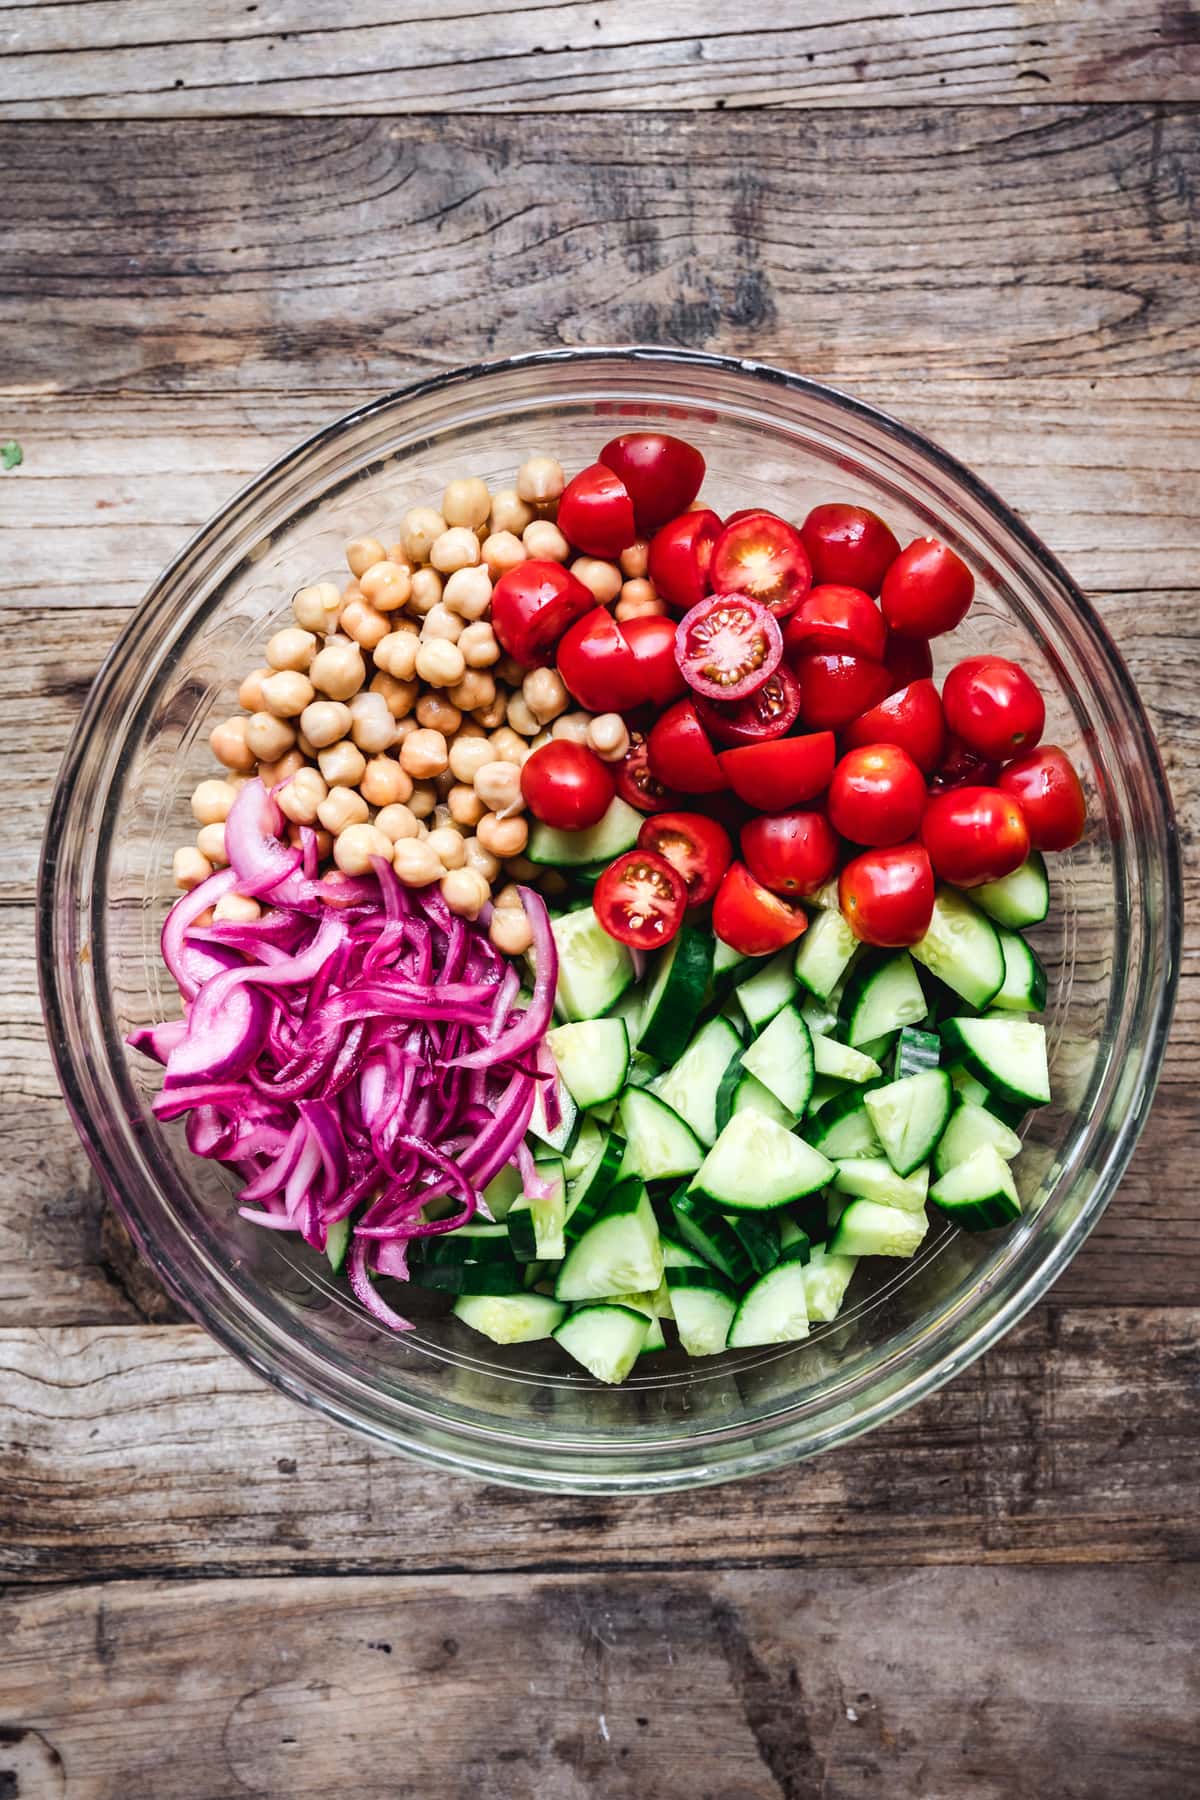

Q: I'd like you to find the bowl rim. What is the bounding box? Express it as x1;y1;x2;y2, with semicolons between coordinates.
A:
39;346;1183;1492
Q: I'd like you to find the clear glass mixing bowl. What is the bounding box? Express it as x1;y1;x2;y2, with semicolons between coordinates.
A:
39;349;1180;1492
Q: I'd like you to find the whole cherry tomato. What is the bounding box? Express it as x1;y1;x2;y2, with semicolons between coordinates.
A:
647;698;728;794
599;432;705;533
491;560;595;668
619;613;687;707
942;655;1046;761
710;510;813;619
883;630;935;686
556;607;645;713
648;508;722;612
880;537;974;638
842;678;946;775
594;849;687;950
616;732;688;813
713;860;809;956
828;744;927;847
556;462;637;558
930;734;1001;793
799;503;901;597
638;811;733;907
794;651;892;729
674;594;783;701
921;786;1030;887
782;584;887;663
741;809;839;898
717;731;837;810
696;663;803;746
839;843;935;947
998;745;1086;851
520;741;615;831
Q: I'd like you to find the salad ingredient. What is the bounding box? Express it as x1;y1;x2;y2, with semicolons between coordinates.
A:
839;842;936;946
527;795;643;868
647;698;728;793
598;432;705;532
619;613;687;707
696;662;802;745
710;510;812;618
841;677;945;774
674;594;783;700
793;652;892;730
880;537;974;638
616;732;684;812
997;745;1086;851
883;631;934;684
930;734;1000;793
942;656;1046;761
799;502;900;596
782;584;887;662
921;785;1030;887
741;810;839;898
648;507;722;611
712;860;808;955
556;462;638;558
594;849;688;949
490;560;594;668
637;811;733;907
828;744;927;846
909;885;1006;1008
520;740;615;831
556;607;644;714
717;732;836;810
1;439;22;472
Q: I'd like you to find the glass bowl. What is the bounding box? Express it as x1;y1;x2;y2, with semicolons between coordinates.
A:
40;349;1180;1493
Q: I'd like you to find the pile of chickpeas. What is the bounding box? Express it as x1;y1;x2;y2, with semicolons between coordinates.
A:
175;455;668;958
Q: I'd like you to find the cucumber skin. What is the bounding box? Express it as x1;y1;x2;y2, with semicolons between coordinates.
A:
639;927;715;1064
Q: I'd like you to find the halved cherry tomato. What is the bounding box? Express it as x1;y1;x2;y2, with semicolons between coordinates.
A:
695;663;803;747
491;560;595;668
741;809;839;898
710;510;812;619
556;462;637;558
942;655;1046;762
883;630;934;686
619;613;687;708
921;786;1030;887
638;811;732;907
646;698;728;794
599;432;705;533
880;537;974;638
556;607;644;714
717;732;836;810
794;652;892;729
828;745;927;847
616;732;687;813
519;740;615;832
594;849;687;949
782;584;886;663
839;843;935;947
998;745;1086;851
674;594;783;701
842;678;946;775
799;503;901;597
712;860;809;956
929;734;1000;793
648;508;722;612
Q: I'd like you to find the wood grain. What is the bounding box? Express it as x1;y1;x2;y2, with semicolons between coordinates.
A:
1;0;1197;117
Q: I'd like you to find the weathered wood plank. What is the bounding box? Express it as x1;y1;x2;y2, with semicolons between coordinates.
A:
3;110;1196;396
1;1565;1197;1799
1;0;1196;117
0;1311;1196;1579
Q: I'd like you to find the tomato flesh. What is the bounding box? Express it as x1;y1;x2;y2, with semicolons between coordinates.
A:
599;432;705;533
490;560;595;669
842;678;946;775
710;510;812;619
519;741;615;832
646;698;728;794
828;745;927;848
839;843;935;947
794;651;892;730
880;537;974;639
556;607;645;714
648;508;722;612
998;746;1086;852
717;732;836;810
741;809;839;898
695;663;802;747
556;462;638;559
782;584;886;663
638;811;733;907
930;734;1001;793
713;861;808;956
674;594;783;701
799;503;901;597
619;613;687;708
942;655;1046;762
594;849;687;949
616;733;686;813
921;785;1030;887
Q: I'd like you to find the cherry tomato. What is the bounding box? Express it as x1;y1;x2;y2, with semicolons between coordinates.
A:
828;744;927;847
930;734;1000;793
594;849;687;950
998;745;1086;851
638;811;733;907
646;698;728;795
616;732;687;813
742;809;839;898
556;462;637;558
674;594;783;702
695;664;802;748
717;731;836;810
713;860;809;956
921;786;1030;887
782;584;886;663
842;678;946;775
519;740;615;832
598;432;705;533
794;652;891;729
883;630;934;686
557;607;644;714
799;503;901;597
839;843;935;947
942;655;1046;762
618;613;687;708
648;508;722;612
710;510;812;619
880;537;974;639
491;560;595;668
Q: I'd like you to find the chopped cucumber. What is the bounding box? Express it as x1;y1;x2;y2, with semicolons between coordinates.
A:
713;937;757;994
659;1229;709;1271
727;1260;811;1348
564;1132;626;1241
417;1259;526;1295
929;1144;1021;1231
723;1210;781;1276
555;1177;663;1302
641;1314;668;1354
974;852;1050;929
528;796;643;867
665;1267;739;1355
666;1187;755;1285
551;907;636;1022
910;886;1005;1009
934;1100;1023;1177
833;1156;930;1214
941;1017;1050;1109
416;1221;518;1266
617;1087;705;1182
528;1074;580;1155
777;1214;812;1265
736;947;800;1033
842;951;928;1047
652;1015;743;1147
806;1087;882;1160
546;1018;630;1110
715;1064;796;1136
799;997;839;1037
811;1032;881;1084
508;1162;567;1262
993;927;1048;1013
863;1068;954;1178
740;1004;815;1117
562;1115;605;1181
893;1026;941;1079
948;1064;1029;1129
325;1215;351;1275
793;905;860;999
453;1292;567;1343
607;1277;674;1320
802;1248;858;1322
638;924;713;1064
828;1197;930;1259
481;1163;523;1221
691;1109;834;1212
553;1302;650;1382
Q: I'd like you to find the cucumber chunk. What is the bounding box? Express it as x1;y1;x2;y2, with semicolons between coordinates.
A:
527;1073;580;1154
727;1261;811;1348
551;907;636;1022
777;1214;812;1265
481;1163;523;1221
617;1087;705;1182
715;1065;797;1136
974;852;1050;929
528;796;643;867
893;1026;942;1079
659;1229;710;1271
562;1115;605;1181
453;1292;568;1344
416;1221;519;1266
553;1302;650;1382
652;1015;743;1147
802;1248;858;1322
735;947;800;1033
691;1109;834;1212
811;1033;881;1084
638;924;714;1064
863;1068;954;1178
992;928;1048;1013
325;1216;351;1275
833;1156;930;1214
929;1144;1021;1231
740;1004;815;1117
507;1161;567;1262
910;886;1005;1009
713;937;757;995
417;1259;527;1295
842;951;928;1047
723;1210;781;1276
665;1187;756;1285
793;905;860;1000
665;1268;739;1355
934;1100;1023;1176
546;1018;630;1110
555;1177;664;1302
941;1017;1050;1109
564;1130;625;1240
806;1088;883;1160
828;1197;930;1259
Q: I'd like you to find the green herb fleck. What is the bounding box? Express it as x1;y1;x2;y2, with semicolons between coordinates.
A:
1;441;22;471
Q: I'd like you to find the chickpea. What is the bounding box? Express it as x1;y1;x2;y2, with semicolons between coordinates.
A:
374;629;419;682
490;905;533;956
477;811;529;859
348;691;396;754
375;802;420;842
442;476;491;530
464;837;501;883
458;621;500;668
538;867;569;899
393;838;446;887
488;727;526;765
359;559;412;612
449;735;493;784
522;519;569;563
490;488;535;535
317;785;369;835
415;638;467;689
245;711;296;762
473;697;507;730
622;575;660;608
257;749;306;788
400;507;446;565
474;763;525;819
407;779;437;820
496;654;526;690
551;710;592;746
516;455;565;506
300;699;352;748
266;627;317;672
441;866;490;920
370;670;419;720
480;531;525;582
493;882;524;910
615;590;667;622
196;822;227;865
447;783;486;827
173;845;212;890
277;765;328;825
190;778;238;825
570;556;623;604
213;892;262;924
522;666;569;724
296;731;317;759
587;712;630;763
392;715;420;747
399;728;449;780
293;580;342;634
260;669;315;718
408;566;443;616
620;539;650;579
360;755;412;809
318;740;367;788
346;536;387;579
506;692;540;737
429;526;481;575
442;565;493;620
418;603;461;645
334;822;393;876
424;825;465;870
238;667;272;713
504;854;538;882
528;730;553;754
445;669;492;714
339;598;389;652
309;639;365;701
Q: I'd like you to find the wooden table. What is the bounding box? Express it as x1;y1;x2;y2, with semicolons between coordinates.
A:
2;7;1197;1795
